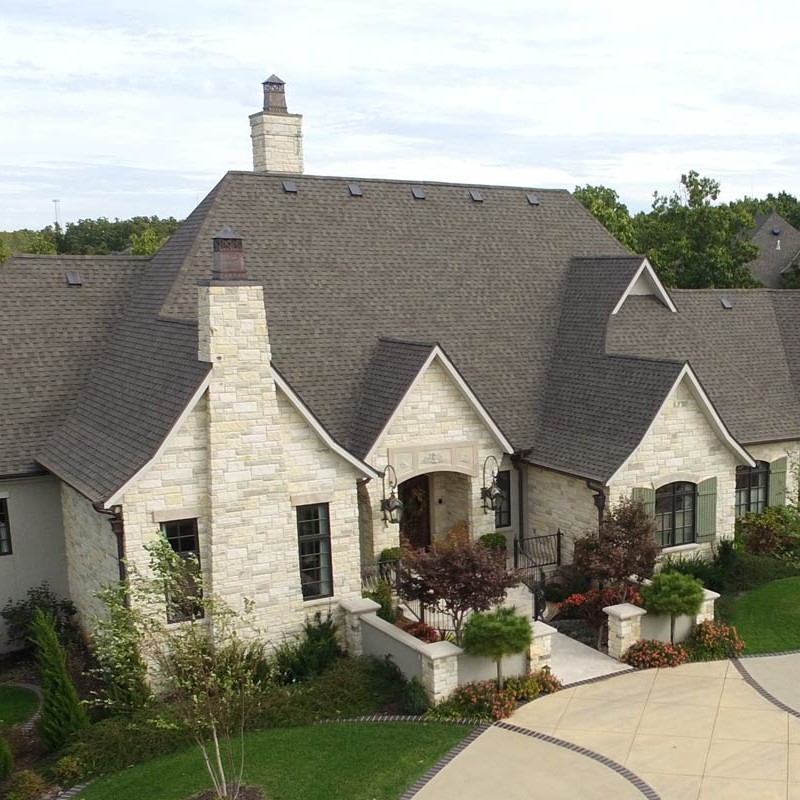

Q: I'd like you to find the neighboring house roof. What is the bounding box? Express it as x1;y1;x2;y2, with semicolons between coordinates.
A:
746;211;800;288
0;254;149;478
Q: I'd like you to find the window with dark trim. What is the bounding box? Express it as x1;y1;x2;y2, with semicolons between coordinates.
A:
161;518;203;622
0;499;11;556
297;503;333;600
735;462;769;517
495;470;511;529
655;482;696;548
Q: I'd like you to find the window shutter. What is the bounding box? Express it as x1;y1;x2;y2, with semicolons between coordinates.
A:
696;477;717;543
632;487;655;517
768;457;787;507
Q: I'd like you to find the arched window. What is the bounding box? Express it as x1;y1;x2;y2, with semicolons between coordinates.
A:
655;482;696;548
735;461;769;517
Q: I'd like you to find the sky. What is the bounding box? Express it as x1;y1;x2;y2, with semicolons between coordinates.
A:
2;0;799;230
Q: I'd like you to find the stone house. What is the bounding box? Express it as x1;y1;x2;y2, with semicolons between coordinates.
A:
746;211;800;288
2;76;800;651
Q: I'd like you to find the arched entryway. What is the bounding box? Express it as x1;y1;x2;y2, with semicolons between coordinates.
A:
398;470;472;549
399;474;431;548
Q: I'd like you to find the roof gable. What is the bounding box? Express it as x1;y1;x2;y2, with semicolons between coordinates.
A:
611;258;676;315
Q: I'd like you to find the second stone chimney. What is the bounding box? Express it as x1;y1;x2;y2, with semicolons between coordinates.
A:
249;75;304;174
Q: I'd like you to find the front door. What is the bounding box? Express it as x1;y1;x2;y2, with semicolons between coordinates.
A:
399;474;431;549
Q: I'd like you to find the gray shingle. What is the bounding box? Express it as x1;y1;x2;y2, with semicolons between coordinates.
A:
747;211;800;288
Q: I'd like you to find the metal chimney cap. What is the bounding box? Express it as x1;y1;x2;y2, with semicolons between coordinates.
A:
212;225;243;240
263;74;285;86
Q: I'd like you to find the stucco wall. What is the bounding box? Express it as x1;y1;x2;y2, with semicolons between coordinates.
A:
746;440;800;506
607;378;740;547
0;476;68;652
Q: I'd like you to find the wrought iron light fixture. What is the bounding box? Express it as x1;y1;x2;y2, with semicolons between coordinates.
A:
380;464;404;526
481;455;505;513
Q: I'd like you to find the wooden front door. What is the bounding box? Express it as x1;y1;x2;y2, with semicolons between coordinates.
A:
399;474;431;549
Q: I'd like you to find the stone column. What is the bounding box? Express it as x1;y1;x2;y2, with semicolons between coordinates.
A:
340;598;380;657
696;588;720;625
604;603;647;661
420;641;462;704
528;621;557;672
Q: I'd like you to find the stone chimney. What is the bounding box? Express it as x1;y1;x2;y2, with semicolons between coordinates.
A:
249;75;304;174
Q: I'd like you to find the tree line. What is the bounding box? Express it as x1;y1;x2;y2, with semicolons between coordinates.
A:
0;215;182;263
574;171;800;288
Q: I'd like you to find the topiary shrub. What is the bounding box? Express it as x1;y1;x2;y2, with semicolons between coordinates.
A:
0;734;12;780
479;533;508;553
641;572;704;643
379;547;402;564
4;769;48;800
462;607;532;688
622;639;688;669
684;620;745;661
30;608;89;751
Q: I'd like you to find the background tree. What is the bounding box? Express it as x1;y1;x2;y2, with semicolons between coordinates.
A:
573;184;638;251
462;607;531;688
640;572;704;644
396;527;519;644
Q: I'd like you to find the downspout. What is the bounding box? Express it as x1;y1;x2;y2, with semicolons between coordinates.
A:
92;502;126;581
510;450;531;566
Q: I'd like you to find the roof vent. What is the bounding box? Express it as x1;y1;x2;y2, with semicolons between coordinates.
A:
411;186;426;200
721;297;733;310
348;182;363;197
65;271;83;287
282;179;298;193
469;189;483;202
777;239;781;251
772;228;781;235
526;193;540;206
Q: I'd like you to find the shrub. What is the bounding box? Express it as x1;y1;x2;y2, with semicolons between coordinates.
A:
273;612;342;684
641;572;704;643
557;587;642;647
504;667;562;701
31;608;89;751
395;619;440;643
739;506;800;560
0;734;12;780
379;547;402;563
52;755;84;788
362;579;397;623
462;607;532;688
479;533;508;553
401;677;429;715
0;583;77;648
4;769;48;800
426;680;517;722
684;620;745;661
622;639;688;669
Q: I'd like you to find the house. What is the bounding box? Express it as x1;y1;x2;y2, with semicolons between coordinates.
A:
2;76;799;651
746;211;800;287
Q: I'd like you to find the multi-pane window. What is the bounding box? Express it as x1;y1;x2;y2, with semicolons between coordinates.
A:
297;503;333;600
495;470;511;529
161;519;203;622
655;482;696;548
0;499;11;555
735;462;769;518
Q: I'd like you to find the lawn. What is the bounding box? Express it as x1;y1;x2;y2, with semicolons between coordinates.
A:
727;576;800;654
75;722;471;800
0;684;38;728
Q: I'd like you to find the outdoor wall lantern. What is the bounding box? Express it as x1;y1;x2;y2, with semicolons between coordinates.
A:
481;455;506;513
380;464;404;526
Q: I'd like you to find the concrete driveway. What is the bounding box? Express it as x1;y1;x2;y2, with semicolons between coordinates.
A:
413;656;800;800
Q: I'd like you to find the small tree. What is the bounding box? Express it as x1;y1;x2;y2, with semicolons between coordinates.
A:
573;497;660;600
462;607;532;689
641;572;704;644
396;526;519;644
30;608;89;751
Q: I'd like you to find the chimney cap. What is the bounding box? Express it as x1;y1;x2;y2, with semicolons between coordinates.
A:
213;225;243;241
263;74;285;86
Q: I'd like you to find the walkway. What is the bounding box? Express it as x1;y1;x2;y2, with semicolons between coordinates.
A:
549;631;632;685
737;652;800;713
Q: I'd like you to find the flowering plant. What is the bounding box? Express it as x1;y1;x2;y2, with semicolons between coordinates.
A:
395;619;440;643
684;620;745;661
622;639;688;669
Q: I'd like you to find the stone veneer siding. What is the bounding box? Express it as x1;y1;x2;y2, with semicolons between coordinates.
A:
607;378;740;548
249;112;303;173
746;440;800;507
366;357;508;558
62;483;119;628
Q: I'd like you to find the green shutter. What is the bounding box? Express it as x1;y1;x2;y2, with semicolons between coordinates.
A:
696;477;717;543
632;487;655;517
768;457;787;507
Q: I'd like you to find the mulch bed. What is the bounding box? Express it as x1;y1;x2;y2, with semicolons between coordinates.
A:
550;618;607;651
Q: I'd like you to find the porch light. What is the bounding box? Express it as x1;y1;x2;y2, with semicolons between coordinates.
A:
481;455;506;513
380;464;404;526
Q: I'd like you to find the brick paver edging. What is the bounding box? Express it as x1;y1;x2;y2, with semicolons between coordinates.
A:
737;647;800;658
731;657;800;718
494;721;661;800
1;681;42;734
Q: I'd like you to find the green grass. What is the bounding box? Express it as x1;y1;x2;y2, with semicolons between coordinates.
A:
0;684;38;728
727;576;800;654
75;722;470;800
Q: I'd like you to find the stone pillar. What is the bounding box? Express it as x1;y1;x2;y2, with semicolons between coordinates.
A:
696;588;720;625
249;76;303;174
604;603;647;661
420;641;461;704
528;621;556;672
340;598;380;657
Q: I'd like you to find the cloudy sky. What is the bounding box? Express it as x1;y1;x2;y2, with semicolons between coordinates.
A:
2;0;799;229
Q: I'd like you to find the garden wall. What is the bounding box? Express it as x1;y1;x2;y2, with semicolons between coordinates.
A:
640;613;693;644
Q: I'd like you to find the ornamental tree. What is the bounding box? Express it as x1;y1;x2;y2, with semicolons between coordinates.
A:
396;526;519;644
462;607;532;688
641;571;704;644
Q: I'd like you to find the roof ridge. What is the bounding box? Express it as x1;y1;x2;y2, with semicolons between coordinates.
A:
7;253;151;261
377;336;437;348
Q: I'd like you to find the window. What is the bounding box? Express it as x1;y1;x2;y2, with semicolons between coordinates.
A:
736;462;769;517
161;518;203;622
655;482;696;548
495;470;511;529
0;499;11;555
297;504;333;600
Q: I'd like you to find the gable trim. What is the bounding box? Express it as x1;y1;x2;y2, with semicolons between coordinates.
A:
103;371;213;509
605;363;754;487
611;258;677;316
273;370;379;479
364;345;514;464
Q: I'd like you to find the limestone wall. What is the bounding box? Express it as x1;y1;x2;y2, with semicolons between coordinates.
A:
747;440;800;506
249;112;303;173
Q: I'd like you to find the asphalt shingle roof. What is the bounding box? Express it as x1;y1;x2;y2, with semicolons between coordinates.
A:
747;211;800;288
